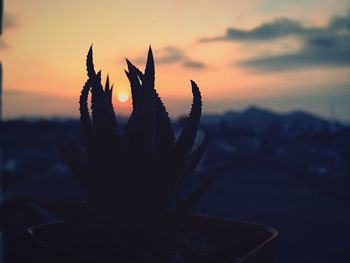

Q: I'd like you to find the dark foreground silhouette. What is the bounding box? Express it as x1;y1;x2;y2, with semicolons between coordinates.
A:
1;104;350;262
1;45;350;261
0;47;278;262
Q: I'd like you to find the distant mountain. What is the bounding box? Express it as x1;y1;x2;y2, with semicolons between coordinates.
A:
202;106;335;132
3;106;344;132
284;110;328;125
228;106;279;122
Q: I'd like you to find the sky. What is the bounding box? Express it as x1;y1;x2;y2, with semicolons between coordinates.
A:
1;0;350;121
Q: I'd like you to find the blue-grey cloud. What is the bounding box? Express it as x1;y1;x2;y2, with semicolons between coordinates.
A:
200;12;349;43
329;14;350;31
1;13;18;48
183;60;206;69
4;89;63;102
0;39;6;48
204;12;350;71
157;46;184;64
239;34;350;71
3;13;17;30
134;46;206;70
134;46;184;65
200;18;311;42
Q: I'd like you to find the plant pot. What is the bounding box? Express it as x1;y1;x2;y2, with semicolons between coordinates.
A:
185;214;278;263
21;214;277;263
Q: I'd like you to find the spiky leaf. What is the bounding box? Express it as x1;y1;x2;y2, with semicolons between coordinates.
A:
176;172;214;214
87;50;120;158
104;74;113;102
154;90;175;157
177;132;208;190
125;53;155;155
174;80;202;160
57;139;90;188
86;45;96;80
123;62;141;145
79;80;95;158
165;81;202;198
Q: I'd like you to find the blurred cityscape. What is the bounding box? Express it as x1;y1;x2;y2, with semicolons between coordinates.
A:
1;106;350;262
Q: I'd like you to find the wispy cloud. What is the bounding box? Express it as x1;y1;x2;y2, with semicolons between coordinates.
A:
3;13;18;30
183;60;206;69
200;12;350;72
134;46;184;65
3;88;77;119
199;12;350;43
1;13;19;48
157;46;185;64
242;15;350;71
239;35;350;71
0;39;6;48
200;18;311;42
133;46;206;70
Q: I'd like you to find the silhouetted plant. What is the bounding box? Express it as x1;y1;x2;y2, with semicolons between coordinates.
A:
58;46;211;259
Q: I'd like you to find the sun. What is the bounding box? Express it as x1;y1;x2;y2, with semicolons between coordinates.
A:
117;92;129;103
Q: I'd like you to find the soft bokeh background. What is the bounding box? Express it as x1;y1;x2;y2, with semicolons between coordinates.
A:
1;0;350;121
2;2;350;263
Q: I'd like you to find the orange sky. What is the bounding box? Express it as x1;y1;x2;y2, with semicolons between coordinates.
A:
1;0;350;120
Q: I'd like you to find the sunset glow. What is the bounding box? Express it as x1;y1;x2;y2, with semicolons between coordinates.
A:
117;91;129;103
1;0;350;121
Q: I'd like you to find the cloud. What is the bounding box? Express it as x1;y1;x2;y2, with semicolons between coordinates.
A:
157;47;185;64
239;34;350;71
0;39;6;48
3;13;18;30
201;12;350;71
3;89;78;119
200;18;310;42
183;60;206;69
238;13;350;71
134;46;184;65
329;14;350;31
4;89;61;101
134;46;183;65
199;12;350;43
1;13;18;48
133;46;206;70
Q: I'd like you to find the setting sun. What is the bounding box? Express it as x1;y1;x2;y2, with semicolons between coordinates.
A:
117;91;129;103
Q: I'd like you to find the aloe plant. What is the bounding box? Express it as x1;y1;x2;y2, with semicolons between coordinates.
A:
59;46;211;259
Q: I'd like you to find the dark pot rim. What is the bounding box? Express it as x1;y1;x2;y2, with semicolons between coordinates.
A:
27;213;278;262
187;213;278;262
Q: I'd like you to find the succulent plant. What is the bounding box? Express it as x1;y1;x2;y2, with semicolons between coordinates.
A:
59;46;212;259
